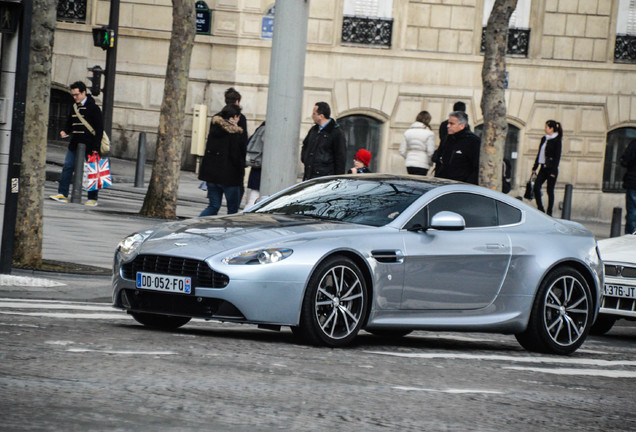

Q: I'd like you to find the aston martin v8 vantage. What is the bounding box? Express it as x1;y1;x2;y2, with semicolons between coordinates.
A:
112;175;603;354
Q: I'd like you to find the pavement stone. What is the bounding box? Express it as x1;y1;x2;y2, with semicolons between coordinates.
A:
1;143;614;301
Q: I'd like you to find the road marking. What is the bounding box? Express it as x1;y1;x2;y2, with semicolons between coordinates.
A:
365;351;636;367
0;275;66;287
504;366;636;379
394;386;504;394
0;299;113;311
67;348;177;355
0;311;128;319
0;298;127;320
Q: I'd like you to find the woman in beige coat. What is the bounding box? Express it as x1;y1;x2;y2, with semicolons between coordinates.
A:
399;110;436;176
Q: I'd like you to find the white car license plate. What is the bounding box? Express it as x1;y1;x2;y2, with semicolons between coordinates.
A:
603;284;636;299
136;272;192;294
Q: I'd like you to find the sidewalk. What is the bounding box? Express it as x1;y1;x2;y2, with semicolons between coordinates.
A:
1;142;614;302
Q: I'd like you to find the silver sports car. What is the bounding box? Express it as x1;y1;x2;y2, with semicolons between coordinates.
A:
112;175;603;355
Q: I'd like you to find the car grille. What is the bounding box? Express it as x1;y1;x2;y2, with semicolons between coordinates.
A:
601;263;636;317
121;254;229;288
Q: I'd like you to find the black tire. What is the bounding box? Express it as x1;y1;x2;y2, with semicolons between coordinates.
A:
515;266;593;355
130;312;191;330
367;329;413;338
297;256;368;347
590;315;617;336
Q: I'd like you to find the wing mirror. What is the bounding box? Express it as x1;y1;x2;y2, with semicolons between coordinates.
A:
430;211;465;231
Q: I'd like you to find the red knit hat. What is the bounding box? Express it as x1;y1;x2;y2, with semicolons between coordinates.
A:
354;149;372;167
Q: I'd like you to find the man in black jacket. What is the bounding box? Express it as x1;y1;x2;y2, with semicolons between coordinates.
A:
50;81;104;206
433;111;480;185
301;102;346;180
622;139;636;234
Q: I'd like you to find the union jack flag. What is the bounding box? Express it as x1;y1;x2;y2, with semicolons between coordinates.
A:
83;154;112;191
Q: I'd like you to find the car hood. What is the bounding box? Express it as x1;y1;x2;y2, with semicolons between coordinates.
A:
597;234;636;264
138;213;370;259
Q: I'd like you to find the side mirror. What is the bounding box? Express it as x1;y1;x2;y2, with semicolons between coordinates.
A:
430;211;465;231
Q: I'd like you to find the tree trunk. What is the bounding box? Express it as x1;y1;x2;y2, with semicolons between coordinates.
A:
479;0;516;190
140;0;196;219
13;0;57;267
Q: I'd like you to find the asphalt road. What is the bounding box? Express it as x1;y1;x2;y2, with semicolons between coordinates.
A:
0;296;634;432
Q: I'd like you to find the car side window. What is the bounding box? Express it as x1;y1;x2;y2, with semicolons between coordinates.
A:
496;200;522;225
427;193;498;228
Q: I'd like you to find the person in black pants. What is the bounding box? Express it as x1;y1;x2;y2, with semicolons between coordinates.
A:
531;120;563;216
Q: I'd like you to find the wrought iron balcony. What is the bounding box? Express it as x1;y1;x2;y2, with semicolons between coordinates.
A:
342;16;393;48
614;34;636;63
57;0;86;23
480;27;530;57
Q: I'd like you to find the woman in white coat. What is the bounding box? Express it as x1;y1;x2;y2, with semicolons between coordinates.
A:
399;110;436;176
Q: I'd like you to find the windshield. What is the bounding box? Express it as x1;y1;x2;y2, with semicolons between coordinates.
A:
250;177;436;227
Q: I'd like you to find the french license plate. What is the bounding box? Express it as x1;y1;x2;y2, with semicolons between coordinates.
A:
136;272;192;294
603;284;636;299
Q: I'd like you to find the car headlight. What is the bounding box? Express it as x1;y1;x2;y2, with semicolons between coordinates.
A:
223;248;293;265
117;230;154;261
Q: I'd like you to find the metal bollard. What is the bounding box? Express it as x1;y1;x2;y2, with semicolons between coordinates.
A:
561;183;573;220
134;132;146;188
71;143;86;204
610;207;622;238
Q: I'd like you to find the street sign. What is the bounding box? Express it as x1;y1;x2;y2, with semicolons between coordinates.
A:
0;0;21;34
261;6;275;40
196;0;211;35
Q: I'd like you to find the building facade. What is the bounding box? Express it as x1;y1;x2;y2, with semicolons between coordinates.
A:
52;0;636;221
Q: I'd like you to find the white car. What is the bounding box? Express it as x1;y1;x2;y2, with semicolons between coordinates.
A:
592;233;636;335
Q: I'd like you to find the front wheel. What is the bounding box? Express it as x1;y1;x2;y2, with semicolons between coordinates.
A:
130;312;191;330
297;256;368;347
516;266;593;355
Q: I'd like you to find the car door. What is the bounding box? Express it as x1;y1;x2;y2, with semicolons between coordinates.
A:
400;192;512;310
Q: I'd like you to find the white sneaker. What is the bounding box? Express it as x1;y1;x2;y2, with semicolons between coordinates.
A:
84;200;98;207
50;194;68;203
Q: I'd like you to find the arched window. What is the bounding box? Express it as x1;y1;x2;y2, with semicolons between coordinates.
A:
474;124;520;188
48;88;73;143
603;128;636;192
337;115;382;173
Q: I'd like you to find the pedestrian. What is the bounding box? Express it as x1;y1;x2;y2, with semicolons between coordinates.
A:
439;101;470;144
223;87;248;205
531;120;563;216
198;104;245;216
50;81;104;206
399;110;435;176
433;111;480;185
301;102;346;180
245;121;266;209
620;138;636;234
350;149;372;173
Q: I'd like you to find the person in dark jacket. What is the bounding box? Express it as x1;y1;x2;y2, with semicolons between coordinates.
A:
50;81;104;206
621;138;636;234
301;102;346;180
433;111;480;185
438;101;470;144
349;148;372;173
198;104;245;216
531;120;563;216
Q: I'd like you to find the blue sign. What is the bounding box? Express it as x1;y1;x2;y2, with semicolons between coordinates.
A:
261;16;274;40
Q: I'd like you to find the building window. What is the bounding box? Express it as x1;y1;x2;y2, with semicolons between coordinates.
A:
603;128;636;192
615;0;636;63
57;0;87;23
480;0;531;57
342;0;393;48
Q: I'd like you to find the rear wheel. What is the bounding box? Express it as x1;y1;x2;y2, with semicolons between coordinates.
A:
515;266;592;355
297;256;368;347
130;312;191;330
590;315;617;336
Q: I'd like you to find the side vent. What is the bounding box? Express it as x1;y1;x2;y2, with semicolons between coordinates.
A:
371;250;403;264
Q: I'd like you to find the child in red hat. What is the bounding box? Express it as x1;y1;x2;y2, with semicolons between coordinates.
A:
350;149;372;174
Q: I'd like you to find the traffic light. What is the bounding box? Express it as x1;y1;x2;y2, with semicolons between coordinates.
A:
88;66;103;96
92;27;114;50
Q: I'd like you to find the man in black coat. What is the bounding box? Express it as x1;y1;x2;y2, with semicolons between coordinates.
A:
50;81;104;206
433;111;480;185
439;101;470;144
621;139;636;234
301;102;346;180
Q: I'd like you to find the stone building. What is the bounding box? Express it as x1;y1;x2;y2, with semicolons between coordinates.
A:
52;0;636;221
